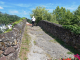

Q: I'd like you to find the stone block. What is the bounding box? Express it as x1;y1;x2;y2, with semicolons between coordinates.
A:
0;19;26;60
0;42;5;47
38;20;80;51
7;53;15;60
0;56;7;60
13;45;18;49
14;40;17;45
12;40;17;46
0;50;3;55
0;39;2;42
3;47;15;56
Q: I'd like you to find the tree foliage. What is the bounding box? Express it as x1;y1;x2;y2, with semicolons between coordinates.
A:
27;18;32;24
53;5;80;34
30;5;80;34
53;6;74;25
0;12;20;25
30;6;58;23
73;5;80;26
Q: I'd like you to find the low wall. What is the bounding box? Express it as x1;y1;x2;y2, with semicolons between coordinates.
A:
0;19;26;60
37;20;80;50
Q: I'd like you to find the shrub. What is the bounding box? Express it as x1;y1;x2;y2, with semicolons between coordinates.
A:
0;28;3;34
62;25;80;34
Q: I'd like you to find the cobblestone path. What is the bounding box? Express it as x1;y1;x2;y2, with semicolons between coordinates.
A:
27;26;74;60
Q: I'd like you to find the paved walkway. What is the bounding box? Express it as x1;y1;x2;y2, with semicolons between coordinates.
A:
27;26;74;60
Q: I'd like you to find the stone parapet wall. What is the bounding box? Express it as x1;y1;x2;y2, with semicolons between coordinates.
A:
37;20;80;50
0;19;26;60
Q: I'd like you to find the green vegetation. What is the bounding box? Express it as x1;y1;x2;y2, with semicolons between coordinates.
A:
21;47;29;51
30;5;80;34
0;28;3;34
63;25;80;34
0;12;20;25
27;18;32;24
53;6;74;25
24;57;28;60
67;52;73;54
30;6;58;24
4;29;12;33
0;12;26;34
49;39;57;43
12;18;23;28
34;41;36;45
19;26;30;60
53;6;80;34
4;17;26;33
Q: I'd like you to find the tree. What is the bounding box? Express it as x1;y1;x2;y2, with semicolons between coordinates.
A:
27;18;32;24
30;6;47;23
0;11;20;24
53;6;61;21
73;5;80;26
53;6;74;25
30;6;57;23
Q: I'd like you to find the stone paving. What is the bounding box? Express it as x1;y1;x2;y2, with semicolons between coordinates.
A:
27;26;74;60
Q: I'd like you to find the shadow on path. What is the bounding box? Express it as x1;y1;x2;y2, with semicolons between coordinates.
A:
39;26;80;55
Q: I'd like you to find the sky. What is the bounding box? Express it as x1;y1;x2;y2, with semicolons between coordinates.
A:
0;0;80;19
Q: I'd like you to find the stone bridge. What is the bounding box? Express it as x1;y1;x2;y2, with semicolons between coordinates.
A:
0;19;80;60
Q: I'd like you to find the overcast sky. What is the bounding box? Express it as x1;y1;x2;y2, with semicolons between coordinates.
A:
0;0;80;19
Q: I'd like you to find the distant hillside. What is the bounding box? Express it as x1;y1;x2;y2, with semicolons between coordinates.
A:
0;12;20;25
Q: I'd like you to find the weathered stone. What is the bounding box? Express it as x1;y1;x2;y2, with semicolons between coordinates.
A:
14;40;17;45
38;20;80;50
13;45;18;49
0;42;6;51
0;50;3;55
0;42;5;47
0;39;2;42
0;47;2;50
0;56;7;60
4;47;15;56
2;47;7;51
0;44;1;47
0;19;26;60
11;39;17;46
16;58;21;60
7;51;19;60
7;53;14;60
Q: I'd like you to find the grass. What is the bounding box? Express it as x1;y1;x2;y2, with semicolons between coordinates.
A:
49;39;57;43
46;53;53;59
34;41;36;45
24;57;28;60
4;28;12;33
39;34;43;35
19;25;30;60
67;52;73;54
21;47;29;51
4;18;26;33
41;27;80;55
12;19;23;28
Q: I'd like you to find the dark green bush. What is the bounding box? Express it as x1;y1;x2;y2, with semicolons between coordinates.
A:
0;28;3;34
62;25;80;34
